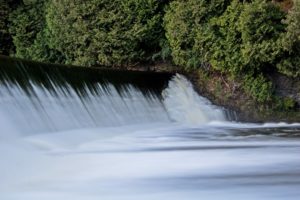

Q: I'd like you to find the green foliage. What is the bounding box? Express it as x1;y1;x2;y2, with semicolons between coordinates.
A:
0;0;12;55
205;0;286;75
164;0;289;75
281;0;300;48
207;0;244;74
243;74;273;103
238;0;286;72
9;0;61;62
164;0;299;102
46;0;165;66
164;0;230;69
152;39;172;62
273;95;297;110
277;0;300;77
9;1;44;58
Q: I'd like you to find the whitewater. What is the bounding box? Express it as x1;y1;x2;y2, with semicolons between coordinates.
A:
0;58;300;200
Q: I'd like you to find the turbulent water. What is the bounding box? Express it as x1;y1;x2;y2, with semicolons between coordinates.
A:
0;57;300;200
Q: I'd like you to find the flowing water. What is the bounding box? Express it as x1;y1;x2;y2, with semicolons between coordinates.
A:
0;56;300;200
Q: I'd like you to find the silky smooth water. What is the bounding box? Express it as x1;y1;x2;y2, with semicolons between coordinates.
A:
0;57;300;200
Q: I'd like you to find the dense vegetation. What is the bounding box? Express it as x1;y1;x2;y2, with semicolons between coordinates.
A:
4;0;168;66
0;0;17;55
0;0;299;106
165;0;299;103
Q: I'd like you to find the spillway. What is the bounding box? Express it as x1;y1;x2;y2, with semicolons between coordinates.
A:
0;56;226;135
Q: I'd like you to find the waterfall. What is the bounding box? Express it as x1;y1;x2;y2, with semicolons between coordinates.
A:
1;57;300;200
0;57;226;135
162;74;226;124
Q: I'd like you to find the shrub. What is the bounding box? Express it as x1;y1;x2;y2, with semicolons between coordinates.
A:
243;74;273;103
206;0;244;75
207;0;286;76
277;0;300;77
164;0;230;69
164;0;289;76
0;0;12;55
238;0;286;73
9;0;61;62
46;0;166;66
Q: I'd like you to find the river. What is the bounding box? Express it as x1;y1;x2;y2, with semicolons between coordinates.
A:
0;56;300;200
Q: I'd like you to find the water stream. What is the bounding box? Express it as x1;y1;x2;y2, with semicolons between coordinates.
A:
0;57;300;200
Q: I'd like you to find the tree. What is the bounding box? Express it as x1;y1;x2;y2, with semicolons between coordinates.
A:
164;0;230;69
207;0;245;74
0;0;12;55
9;0;61;62
46;0;165;67
277;0;300;77
238;0;286;73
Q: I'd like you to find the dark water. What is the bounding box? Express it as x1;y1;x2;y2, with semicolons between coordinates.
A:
0;56;300;200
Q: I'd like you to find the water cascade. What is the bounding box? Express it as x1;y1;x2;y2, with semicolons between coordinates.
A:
0;56;300;200
0;56;226;135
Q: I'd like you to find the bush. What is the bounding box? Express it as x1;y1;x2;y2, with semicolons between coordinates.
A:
46;0;166;66
238;0;286;73
9;0;61;62
206;0;244;74
164;0;289;76
164;0;300;102
0;0;12;55
206;0;286;76
243;74;273;103
277;0;300;77
164;0;230;69
9;1;44;58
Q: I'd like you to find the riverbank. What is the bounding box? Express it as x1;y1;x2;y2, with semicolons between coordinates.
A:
188;69;300;123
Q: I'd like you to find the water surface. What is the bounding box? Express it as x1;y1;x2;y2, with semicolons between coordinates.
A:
0;57;299;200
